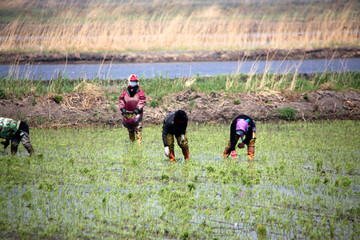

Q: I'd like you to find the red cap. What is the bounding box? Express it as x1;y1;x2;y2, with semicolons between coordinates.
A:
128;74;138;81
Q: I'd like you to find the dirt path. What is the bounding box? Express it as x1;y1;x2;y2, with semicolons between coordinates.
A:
1;89;359;127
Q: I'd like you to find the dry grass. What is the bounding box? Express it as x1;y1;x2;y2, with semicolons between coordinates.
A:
0;0;359;52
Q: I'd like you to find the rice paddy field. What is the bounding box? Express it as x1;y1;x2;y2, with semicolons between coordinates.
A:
0;121;359;239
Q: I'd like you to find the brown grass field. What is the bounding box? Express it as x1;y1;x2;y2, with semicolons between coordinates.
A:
0;0;359;53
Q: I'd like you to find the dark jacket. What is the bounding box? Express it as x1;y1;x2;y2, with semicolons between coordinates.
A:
230;115;256;151
162;111;188;147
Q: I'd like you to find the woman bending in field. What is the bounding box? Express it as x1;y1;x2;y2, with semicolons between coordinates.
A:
223;114;256;161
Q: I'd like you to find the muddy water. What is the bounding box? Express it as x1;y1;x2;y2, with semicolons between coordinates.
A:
1;58;359;80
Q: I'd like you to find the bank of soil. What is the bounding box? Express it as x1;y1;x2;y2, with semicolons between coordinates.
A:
1;47;360;126
1;47;360;64
0;89;359;128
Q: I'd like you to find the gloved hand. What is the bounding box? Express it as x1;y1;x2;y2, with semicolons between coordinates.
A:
231;150;237;158
121;108;126;115
180;134;185;145
238;142;245;148
134;108;140;115
164;146;170;157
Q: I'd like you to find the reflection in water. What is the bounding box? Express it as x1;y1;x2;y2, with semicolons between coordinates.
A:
0;58;359;80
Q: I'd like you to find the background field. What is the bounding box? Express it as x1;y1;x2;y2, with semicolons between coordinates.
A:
0;0;359;52
0;121;359;239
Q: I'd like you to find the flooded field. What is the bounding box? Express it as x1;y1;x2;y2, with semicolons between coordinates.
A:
0;121;359;239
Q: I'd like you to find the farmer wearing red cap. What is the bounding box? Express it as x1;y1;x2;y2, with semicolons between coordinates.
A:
222;114;256;160
119;74;146;145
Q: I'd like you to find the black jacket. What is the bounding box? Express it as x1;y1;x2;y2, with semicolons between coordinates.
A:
230;115;256;151
162;111;188;147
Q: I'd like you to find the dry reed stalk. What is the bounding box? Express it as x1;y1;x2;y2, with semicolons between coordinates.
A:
289;58;303;91
0;1;359;52
225;76;235;91
246;61;259;91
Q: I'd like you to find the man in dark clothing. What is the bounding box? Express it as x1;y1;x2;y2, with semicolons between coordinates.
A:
222;114;256;160
162;110;190;162
0;117;34;156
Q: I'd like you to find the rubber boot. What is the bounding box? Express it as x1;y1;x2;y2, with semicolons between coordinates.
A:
129;131;135;142
10;144;18;156
169;149;176;163
136;131;142;146
26;146;35;156
182;148;190;161
248;146;255;160
222;148;230;159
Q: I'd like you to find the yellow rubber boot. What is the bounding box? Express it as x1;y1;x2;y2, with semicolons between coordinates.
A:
248;146;255;160
182;148;190;162
222;148;230;159
136;131;142;146
169;150;176;163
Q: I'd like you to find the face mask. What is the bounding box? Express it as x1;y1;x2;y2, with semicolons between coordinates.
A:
129;81;138;87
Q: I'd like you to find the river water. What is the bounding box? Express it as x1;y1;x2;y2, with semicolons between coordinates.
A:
0;58;359;80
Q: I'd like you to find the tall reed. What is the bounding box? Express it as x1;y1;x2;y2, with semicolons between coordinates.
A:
0;0;359;52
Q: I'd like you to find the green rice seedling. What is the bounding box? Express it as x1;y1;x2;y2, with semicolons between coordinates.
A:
0;121;359;239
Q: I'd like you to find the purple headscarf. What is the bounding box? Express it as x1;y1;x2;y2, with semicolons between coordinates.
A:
236;119;249;135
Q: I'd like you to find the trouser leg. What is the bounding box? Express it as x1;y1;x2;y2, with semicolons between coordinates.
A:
135;121;142;145
1;139;10;149
181;148;190;161
176;134;190;161
167;134;176;162
247;146;255;160
20;130;34;155
128;131;135;142
135;131;142;145
222;135;239;158
10;137;20;155
247;133;256;160
18;122;34;155
129;120;142;144
169;149;175;163
135;120;142;145
222;140;231;158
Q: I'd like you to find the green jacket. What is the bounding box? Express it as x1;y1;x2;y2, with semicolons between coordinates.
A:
0;117;21;139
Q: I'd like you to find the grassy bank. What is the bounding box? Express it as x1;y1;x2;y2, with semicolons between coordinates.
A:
0;0;359;52
1;72;359;101
0;121;359;239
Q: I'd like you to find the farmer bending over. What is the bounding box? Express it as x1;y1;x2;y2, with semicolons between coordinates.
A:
223;114;256;160
162;110;190;162
0;117;34;156
119;74;146;145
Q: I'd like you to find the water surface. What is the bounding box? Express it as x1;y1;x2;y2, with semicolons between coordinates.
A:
1;58;359;80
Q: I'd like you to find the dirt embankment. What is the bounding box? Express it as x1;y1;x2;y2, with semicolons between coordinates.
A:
1;47;360;126
0;89;359;128
1;47;360;64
